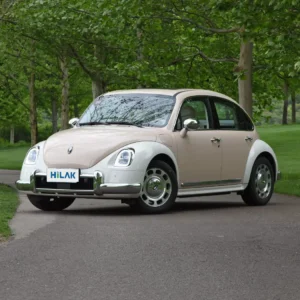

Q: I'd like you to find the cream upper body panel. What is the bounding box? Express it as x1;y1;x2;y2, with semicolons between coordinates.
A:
43;126;170;169
43;88;256;172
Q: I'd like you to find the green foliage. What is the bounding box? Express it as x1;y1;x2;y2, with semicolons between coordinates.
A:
0;184;19;239
0;0;299;144
0;138;29;148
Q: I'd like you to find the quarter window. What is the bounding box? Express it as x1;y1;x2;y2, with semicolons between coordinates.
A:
237;108;254;131
213;98;254;131
214;101;238;130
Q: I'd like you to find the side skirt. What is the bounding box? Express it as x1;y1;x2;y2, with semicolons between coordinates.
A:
177;184;245;198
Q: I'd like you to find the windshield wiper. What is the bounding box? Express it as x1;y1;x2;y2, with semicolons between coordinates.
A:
104;121;143;128
79;122;108;126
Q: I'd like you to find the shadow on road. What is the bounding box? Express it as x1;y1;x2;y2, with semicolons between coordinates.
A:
21;200;277;217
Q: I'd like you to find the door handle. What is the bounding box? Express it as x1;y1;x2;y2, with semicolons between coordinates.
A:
211;137;221;143
245;136;253;142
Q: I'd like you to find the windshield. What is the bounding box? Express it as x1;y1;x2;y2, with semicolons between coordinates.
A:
79;93;175;127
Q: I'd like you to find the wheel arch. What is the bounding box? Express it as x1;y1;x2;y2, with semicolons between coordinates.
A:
243;139;279;187
256;152;276;177
117;141;180;184
149;154;177;175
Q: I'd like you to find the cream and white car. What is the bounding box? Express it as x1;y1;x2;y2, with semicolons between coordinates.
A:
16;89;280;213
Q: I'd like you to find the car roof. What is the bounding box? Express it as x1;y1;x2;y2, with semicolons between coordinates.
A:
103;89;235;102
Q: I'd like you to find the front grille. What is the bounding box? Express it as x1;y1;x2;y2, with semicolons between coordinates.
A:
35;176;94;190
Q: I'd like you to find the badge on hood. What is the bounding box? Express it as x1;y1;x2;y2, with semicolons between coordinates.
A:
67;146;73;154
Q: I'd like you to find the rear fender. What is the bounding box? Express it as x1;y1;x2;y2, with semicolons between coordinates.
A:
243;139;279;186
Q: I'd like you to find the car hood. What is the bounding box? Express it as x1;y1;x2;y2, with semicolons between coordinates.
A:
43;126;158;169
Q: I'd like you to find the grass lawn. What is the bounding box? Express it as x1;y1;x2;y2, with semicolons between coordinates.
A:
0;184;19;240
0;146;29;170
257;124;300;197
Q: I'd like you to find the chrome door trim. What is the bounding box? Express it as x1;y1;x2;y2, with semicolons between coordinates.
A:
181;179;241;188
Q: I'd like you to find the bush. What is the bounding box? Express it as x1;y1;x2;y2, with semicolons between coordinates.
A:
0;121;54;145
0;125;30;143
0;138;30;148
38;123;53;142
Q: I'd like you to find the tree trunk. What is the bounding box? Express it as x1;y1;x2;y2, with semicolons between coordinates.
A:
51;96;58;133
92;78;105;99
238;41;253;118
91;45;106;99
29;73;38;145
60;56;70;130
291;89;296;123
29;43;38;146
136;23;145;89
10;125;14;144
282;80;289;125
74;101;79;117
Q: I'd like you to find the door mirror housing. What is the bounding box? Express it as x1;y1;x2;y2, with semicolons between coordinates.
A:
183;118;198;129
180;118;198;138
68;118;79;128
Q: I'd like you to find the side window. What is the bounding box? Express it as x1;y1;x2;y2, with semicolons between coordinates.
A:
213;98;254;131
175;97;210;130
214;100;238;130
237;108;254;131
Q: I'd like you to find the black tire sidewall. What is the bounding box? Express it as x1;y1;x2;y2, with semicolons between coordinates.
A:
27;195;75;211
136;160;178;214
243;157;274;206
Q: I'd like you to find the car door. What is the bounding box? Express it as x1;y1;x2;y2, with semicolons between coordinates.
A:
172;96;222;188
210;97;257;184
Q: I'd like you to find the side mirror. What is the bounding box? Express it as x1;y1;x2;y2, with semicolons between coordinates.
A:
68;118;79;128
183;118;198;129
180;118;198;138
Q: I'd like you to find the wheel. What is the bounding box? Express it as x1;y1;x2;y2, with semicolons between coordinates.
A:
27;195;75;211
242;157;274;206
132;160;178;214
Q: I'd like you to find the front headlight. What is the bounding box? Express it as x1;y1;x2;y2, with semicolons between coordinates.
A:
25;147;39;165
114;149;134;167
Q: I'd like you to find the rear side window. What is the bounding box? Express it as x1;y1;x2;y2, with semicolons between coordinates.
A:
212;98;254;131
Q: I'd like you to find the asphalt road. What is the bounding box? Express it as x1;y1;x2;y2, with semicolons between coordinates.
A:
1;170;300;300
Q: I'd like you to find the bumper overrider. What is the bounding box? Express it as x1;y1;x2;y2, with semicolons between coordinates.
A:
15;171;141;199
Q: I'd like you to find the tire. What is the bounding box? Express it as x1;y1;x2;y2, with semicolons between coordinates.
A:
242;156;274;206
27;195;75;211
132;160;178;214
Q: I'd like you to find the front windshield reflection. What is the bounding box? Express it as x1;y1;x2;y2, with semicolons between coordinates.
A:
79;93;175;128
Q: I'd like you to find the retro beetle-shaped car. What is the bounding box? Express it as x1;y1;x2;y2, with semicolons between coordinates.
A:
16;89;280;213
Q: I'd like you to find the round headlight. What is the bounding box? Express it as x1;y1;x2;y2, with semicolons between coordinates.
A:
25;148;39;165
114;149;134;167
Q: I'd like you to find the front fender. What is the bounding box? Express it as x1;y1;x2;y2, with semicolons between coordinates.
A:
128;141;178;175
19;141;47;182
82;141;179;184
243;139;279;186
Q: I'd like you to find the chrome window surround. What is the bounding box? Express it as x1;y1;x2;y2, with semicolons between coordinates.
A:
16;170;141;198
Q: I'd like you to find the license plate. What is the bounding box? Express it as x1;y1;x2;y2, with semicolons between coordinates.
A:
46;168;79;183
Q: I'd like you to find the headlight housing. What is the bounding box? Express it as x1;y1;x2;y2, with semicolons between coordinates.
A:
25;147;39;165
114;149;134;167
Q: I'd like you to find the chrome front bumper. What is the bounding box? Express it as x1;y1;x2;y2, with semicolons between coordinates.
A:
16;171;141;199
